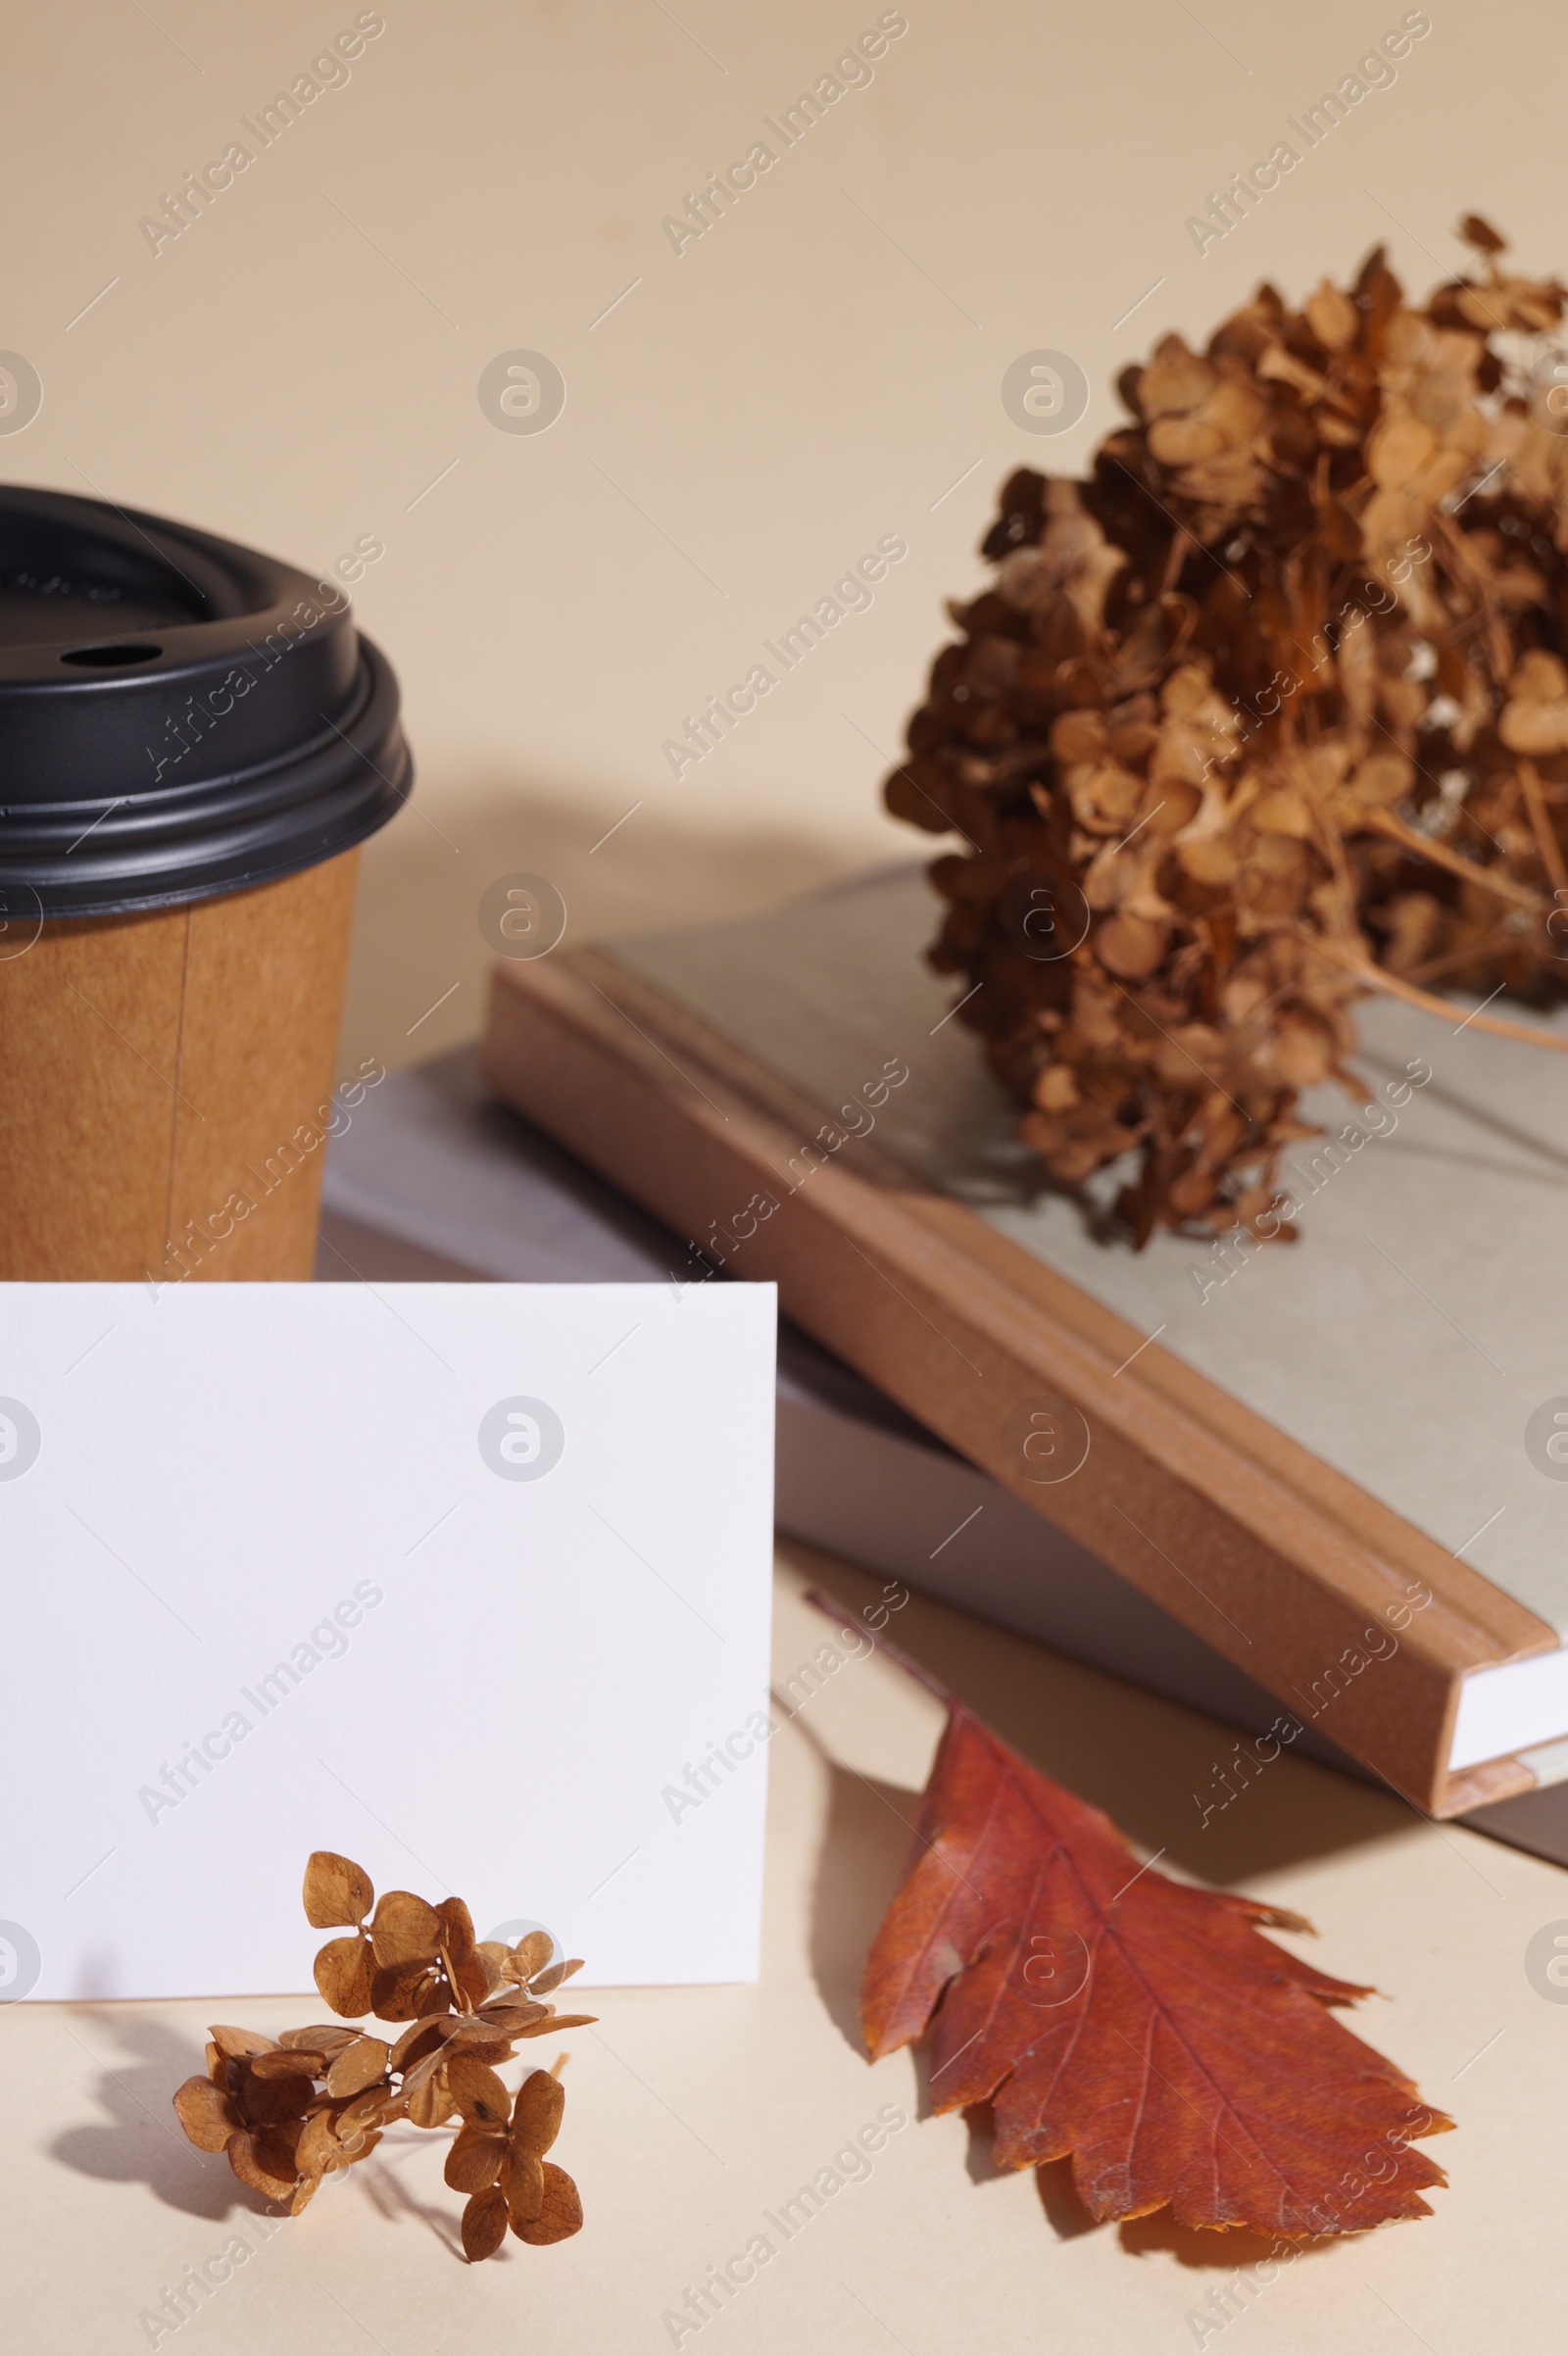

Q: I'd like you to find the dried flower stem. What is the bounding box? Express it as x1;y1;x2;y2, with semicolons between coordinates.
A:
1519;761;1568;899
1328;947;1568;1051
1363;809;1545;913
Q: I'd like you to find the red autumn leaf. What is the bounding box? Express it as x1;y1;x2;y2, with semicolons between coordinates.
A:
859;1669;1451;2237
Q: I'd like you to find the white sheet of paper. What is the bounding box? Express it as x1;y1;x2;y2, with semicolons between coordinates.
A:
0;1281;775;1999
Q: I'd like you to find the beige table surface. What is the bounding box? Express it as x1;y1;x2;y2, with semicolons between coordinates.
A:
10;1544;1565;2356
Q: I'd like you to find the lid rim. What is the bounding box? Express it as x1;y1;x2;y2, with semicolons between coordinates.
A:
4;777;411;921
0;488;413;913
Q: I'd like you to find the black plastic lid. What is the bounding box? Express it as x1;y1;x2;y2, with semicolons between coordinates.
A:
0;486;413;917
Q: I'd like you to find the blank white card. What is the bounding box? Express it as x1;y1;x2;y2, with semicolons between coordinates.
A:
0;1282;775;1999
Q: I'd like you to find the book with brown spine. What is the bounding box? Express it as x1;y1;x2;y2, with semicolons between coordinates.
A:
481;865;1568;1821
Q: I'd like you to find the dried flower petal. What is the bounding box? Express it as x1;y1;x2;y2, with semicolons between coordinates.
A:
511;2162;583;2245
296;2107;348;2180
326;2037;391;2100
1459;212;1507;256
250;2047;326;2080
445;2026;522;2059
314;1934;376;2020
234;2063;317;2126
278;2024;359;2057
368;1961;447;2022
445;2124;505;2192
512;1931;555;1982
472;2000;549;2036
526;1956;584;1997
436;1896;478;1962
338;2086;400;2139
390;2015;458;2074
502;2147;546;2224
228;2128;300;2203
369;1890;446;1969
462;2184;510;2263
403;2058;457;2131
173;2076;243;2152
303;1851;374;1930
447;2055;511;2126
512;2069;564;2157
453;1953;492;2010
208;2024;277;2061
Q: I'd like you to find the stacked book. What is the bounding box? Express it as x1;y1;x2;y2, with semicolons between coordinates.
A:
324;866;1568;1865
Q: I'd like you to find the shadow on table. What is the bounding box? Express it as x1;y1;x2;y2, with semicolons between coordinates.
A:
788;1548;1420;1887
49;2010;470;2260
974;2115;1340;2268
340;778;861;1076
797;1740;916;2052
48;2008;274;2222
345;2130;468;2261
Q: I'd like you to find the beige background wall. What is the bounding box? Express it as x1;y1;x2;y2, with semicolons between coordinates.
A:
5;0;1558;1065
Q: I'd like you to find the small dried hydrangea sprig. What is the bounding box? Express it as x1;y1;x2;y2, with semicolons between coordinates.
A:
172;1852;594;2260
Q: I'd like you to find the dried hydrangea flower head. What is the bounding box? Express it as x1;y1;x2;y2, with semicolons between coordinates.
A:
172;1852;592;2256
888;220;1568;1244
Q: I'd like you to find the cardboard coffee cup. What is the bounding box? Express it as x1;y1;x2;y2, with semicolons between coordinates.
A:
0;488;413;1282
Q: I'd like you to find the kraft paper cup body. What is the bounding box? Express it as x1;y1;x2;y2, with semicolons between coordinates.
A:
0;851;362;1282
0;486;413;1280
